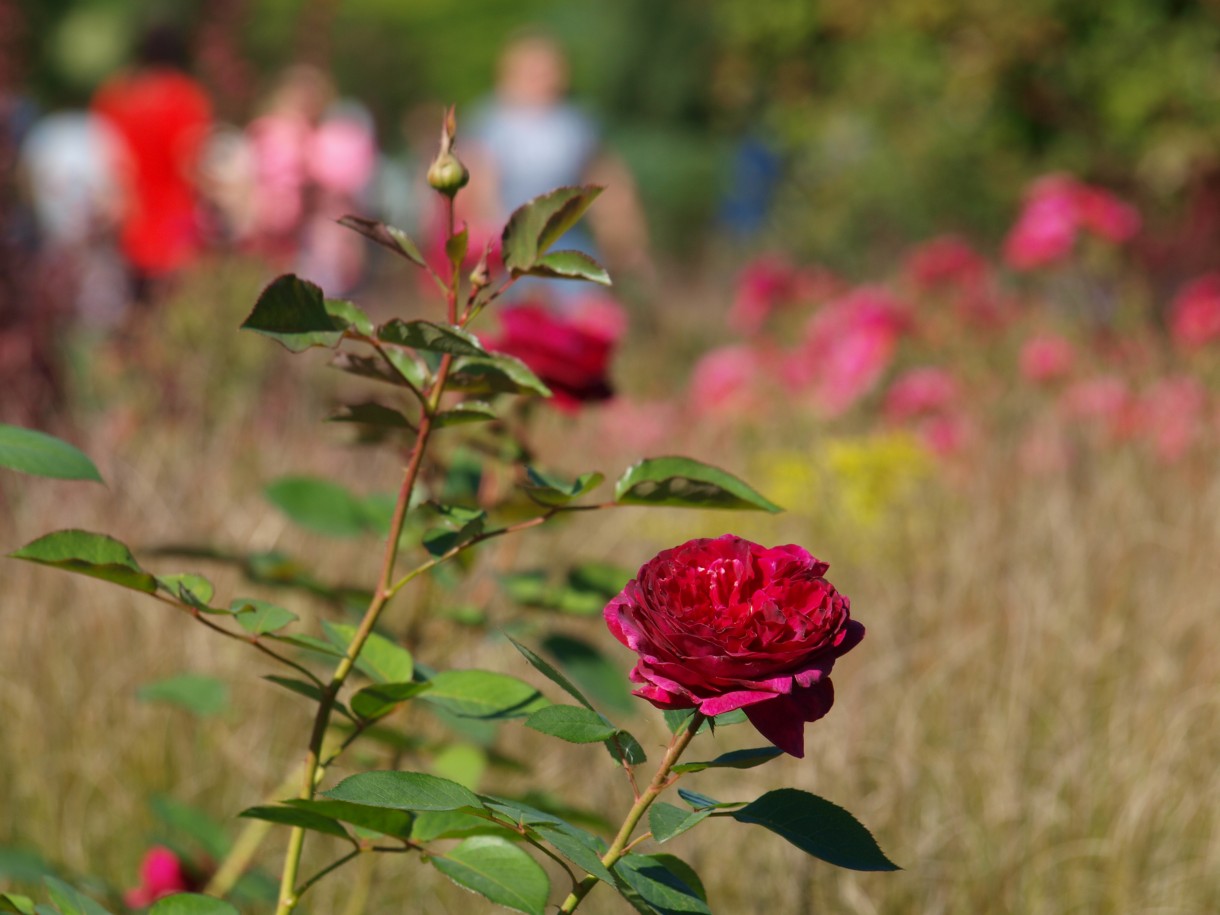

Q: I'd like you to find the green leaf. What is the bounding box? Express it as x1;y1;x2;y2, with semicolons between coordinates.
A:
422;504;486;557
502;186;603;274
9;530;156;593
447;354;552;398
411;810;509;842
350;681;431;720
505;635;594;710
613;854;710;915
328;402;414;430
672;746;784;774
148;896;240;915
336;215;427;267
240;274;343;352
378;319;486;357
284;799;413;839
0;894;36;915
324;298;374;336
446;225;470;271
614;457;782;512
0;847;54;881
0;424;102;482
321;622;413;683
264;476;375;539
137;674;229;717
238;805;351;842
603;730;647;767
729;788;899;871
542;634;636;716
156;574;216;610
432;743;488;790
149;795;231;859
420;669;547;719
675;789;743;812
525;705;617;743
330;352;429;392
267;633;345;659
324;771;485;812
434;402;497;428
648;804;711;843
526;250;612;286
431;836;549;915
521;468;604;506
42;878;112;915
230;599;298;635
263;675;326;704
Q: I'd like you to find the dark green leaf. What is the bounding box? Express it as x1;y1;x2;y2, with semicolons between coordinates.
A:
447;354;552;398
672;746;784;774
284;799;413;839
324;771;484;812
420;670;547;719
521;468;604;506
525;705;617;743
9;530;156;593
351;681;431;720
240;274;342;351
648;804;711;843
264;476;375;539
0;424;102;482
328;402;414;430
502;186;603;273
148;896;240;915
330;352;429;392
336;216;426;267
505;635;593;710
431;836;549;915
615;457;782;512
239;805;351;841
603;730;647;767
434;402;496;428
729;788;899;871
321;622;413;683
613;854;710;915
526;250;611;286
137;675;229;717
422;504;486;557
484;798;613;883
378;319;485;357
230;598;298;635
675;789;742;811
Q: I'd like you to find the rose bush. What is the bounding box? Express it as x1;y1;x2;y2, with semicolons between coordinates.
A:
604;535;864;757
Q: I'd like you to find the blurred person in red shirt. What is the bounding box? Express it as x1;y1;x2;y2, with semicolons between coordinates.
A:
92;23;212;300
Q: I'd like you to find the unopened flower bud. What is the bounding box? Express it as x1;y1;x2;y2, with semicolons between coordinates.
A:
427;105;469;196
469;243;491;291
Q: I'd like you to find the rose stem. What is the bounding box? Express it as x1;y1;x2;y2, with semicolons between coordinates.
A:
557;712;706;913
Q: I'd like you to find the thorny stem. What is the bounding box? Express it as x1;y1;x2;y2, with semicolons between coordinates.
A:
557;714;706;913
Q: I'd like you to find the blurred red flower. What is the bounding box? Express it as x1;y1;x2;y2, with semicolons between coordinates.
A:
1019;334;1076;384
124;847;202;908
1170;273;1220;349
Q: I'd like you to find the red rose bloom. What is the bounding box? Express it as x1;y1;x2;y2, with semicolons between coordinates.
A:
487;300;621;411
124;846;202;908
604;535;864;758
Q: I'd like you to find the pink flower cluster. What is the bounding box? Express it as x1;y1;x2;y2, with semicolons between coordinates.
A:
1004;175;1140;270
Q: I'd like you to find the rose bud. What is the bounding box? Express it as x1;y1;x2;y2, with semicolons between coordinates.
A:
604;535;864;758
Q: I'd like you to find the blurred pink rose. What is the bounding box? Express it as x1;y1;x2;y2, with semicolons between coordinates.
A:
729;256;796;334
604;535;864;758
689;345;765;416
1004;175;1140;270
124;847;200;908
785;287;906;417
918;412;974;458
309;116;376;196
906;235;989;290
598;398;678;455
1060;375;1135;439
1076;185;1141;243
487;299;624;411
1169;273;1220;349
1136;376;1208;463
1019;334;1076;383
884;367;959;422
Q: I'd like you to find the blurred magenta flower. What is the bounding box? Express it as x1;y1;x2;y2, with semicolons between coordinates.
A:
604;535;864;758
1004;175;1140;270
785;287;907;417
486;297;624;411
1170;273;1220;349
906;235;989;291
1060;375;1136;439
729;255;797;334
1136;376;1208;463
689;345;766;417
124;846;200;908
1019;334;1076;384
884;367;959;422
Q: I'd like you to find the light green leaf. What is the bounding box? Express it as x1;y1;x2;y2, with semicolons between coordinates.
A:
231;599;298;635
156;574;215;611
137;674;229;717
420;670;547;719
324;298;374;336
521;468;604;506
9;530;156;593
431;836;549;915
614;457;782;512
378;319;486;357
648;804;711;843
264;476;375;539
447;354;552;398
350;681;430;720
729;788;899;871
148;895;240;915
525;705;617;743
526;250;611;286
0;894;36;915
240;274;342;352
0;425;102;482
434;402;496;428
321;622;413;684
324;771;485;812
411;810;510;842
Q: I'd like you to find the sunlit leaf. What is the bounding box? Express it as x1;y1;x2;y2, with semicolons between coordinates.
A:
431;836;549;915
420;670;547;719
525;705;618;743
9;530;156;593
0;425;102;482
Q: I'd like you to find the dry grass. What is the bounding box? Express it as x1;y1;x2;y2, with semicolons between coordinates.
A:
2;265;1217;914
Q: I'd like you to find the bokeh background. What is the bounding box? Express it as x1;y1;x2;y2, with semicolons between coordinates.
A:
3;1;1220;913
